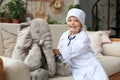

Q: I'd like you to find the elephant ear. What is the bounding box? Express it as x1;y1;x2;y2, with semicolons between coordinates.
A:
19;22;30;31
12;22;32;61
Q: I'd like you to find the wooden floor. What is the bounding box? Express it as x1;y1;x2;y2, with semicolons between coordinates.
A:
109;72;120;80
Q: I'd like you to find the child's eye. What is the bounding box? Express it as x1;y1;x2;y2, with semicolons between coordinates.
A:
75;20;79;22
68;19;71;22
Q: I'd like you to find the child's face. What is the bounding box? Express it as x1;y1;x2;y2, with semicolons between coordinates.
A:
67;16;82;35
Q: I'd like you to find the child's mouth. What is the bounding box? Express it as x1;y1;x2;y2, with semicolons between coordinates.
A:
70;26;76;29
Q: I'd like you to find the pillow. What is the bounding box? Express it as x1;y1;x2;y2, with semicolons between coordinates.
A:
1;28;17;58
86;31;103;57
0;28;4;56
98;31;111;44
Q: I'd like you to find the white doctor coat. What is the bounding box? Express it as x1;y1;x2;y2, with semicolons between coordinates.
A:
57;30;109;80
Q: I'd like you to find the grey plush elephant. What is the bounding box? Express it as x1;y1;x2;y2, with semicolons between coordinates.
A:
12;18;71;80
12;18;56;80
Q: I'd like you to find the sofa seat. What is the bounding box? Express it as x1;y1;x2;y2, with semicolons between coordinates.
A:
99;56;120;76
50;75;73;80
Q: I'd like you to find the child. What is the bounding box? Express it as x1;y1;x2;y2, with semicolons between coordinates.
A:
55;8;109;80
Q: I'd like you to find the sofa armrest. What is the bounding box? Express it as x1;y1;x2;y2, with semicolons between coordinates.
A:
102;38;120;57
0;56;31;80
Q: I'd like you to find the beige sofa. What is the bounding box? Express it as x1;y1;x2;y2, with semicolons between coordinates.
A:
0;23;120;80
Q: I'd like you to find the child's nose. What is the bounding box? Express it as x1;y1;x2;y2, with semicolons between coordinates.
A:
71;21;75;24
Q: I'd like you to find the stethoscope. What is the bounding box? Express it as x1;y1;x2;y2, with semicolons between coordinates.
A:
67;34;76;46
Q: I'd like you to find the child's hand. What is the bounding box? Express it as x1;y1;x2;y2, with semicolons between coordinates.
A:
53;49;61;55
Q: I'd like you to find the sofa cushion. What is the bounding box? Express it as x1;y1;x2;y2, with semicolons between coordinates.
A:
50;25;68;49
86;31;112;57
1;29;17;58
102;42;120;57
86;31;103;57
0;28;3;56
98;56;120;76
98;31;111;44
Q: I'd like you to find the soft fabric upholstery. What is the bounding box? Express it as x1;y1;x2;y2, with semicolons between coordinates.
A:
50;25;68;49
0;23;120;80
98;31;111;44
0;28;3;56
1;29;17;58
99;56;120;76
86;31;112;56
86;31;103;56
50;75;73;80
0;56;30;80
102;42;120;57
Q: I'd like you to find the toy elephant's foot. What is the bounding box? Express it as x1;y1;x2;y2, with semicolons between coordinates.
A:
31;69;48;80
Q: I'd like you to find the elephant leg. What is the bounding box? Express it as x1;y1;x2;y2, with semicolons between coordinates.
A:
31;69;48;80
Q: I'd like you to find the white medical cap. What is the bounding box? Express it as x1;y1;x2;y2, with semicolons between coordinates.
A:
66;8;86;25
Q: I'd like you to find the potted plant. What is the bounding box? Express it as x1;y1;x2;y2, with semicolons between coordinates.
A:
0;9;10;23
0;0;10;23
5;0;25;23
0;0;3;22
